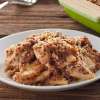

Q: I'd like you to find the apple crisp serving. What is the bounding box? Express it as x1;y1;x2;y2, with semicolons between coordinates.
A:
5;32;100;85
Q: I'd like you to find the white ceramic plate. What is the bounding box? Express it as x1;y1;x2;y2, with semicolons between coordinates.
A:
0;28;100;92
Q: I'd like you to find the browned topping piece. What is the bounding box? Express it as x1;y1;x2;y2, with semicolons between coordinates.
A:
88;0;100;6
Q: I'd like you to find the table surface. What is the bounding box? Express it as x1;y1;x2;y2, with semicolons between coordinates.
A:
0;0;100;100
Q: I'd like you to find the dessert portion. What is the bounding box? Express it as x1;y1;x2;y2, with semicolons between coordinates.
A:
5;32;100;85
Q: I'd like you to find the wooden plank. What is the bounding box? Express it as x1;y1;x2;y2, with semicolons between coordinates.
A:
0;77;100;99
0;4;96;36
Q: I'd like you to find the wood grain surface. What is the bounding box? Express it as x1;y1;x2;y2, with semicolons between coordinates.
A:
0;0;100;100
0;0;99;37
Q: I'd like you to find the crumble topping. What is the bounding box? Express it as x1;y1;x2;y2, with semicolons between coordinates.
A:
88;0;100;6
5;32;100;85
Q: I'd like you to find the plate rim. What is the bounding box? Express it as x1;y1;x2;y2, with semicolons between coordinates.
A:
0;28;100;92
0;28;99;41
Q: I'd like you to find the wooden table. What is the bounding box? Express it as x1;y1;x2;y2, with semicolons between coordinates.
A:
0;0;100;100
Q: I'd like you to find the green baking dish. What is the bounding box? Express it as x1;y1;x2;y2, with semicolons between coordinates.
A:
58;0;100;33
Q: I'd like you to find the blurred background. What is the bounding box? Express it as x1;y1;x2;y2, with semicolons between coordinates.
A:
0;0;96;37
